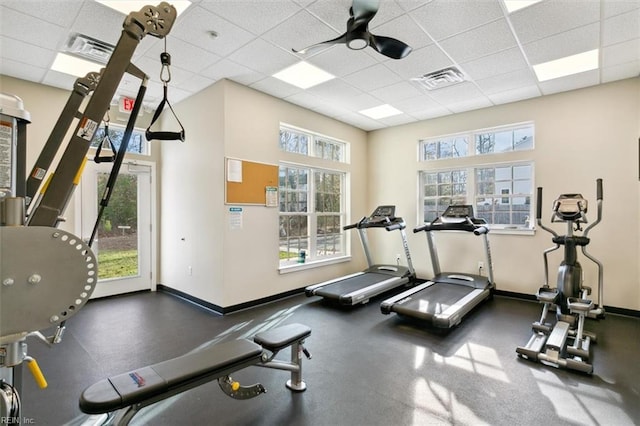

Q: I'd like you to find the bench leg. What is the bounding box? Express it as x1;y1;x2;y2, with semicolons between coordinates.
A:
286;340;307;392
259;338;311;392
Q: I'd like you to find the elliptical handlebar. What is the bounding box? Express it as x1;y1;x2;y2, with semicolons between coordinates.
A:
536;186;559;238
583;178;603;236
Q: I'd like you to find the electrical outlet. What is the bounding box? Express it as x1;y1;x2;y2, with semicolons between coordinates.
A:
396;254;401;264
478;261;484;269
188;266;193;276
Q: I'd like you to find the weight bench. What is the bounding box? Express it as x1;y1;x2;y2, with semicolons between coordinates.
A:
79;323;311;425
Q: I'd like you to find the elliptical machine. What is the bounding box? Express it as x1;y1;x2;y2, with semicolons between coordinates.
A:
516;179;604;374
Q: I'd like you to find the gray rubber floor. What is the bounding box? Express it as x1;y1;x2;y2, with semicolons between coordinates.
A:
21;291;640;425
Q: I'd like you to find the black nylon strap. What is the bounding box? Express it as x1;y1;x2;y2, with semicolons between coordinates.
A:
146;84;185;141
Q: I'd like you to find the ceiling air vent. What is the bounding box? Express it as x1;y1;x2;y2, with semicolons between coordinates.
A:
411;66;466;91
64;33;115;64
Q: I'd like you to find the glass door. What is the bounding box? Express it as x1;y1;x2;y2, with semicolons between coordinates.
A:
80;160;153;298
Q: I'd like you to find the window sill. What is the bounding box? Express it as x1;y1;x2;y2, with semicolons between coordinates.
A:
279;255;351;274
489;227;535;236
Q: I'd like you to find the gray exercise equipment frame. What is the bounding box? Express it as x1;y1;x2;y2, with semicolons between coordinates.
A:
516;179;604;374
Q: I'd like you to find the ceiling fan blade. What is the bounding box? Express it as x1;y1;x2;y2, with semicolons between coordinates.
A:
292;33;348;55
369;34;412;59
351;0;379;25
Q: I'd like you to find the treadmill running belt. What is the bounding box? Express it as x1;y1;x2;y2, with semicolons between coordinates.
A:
393;282;473;317
315;272;399;298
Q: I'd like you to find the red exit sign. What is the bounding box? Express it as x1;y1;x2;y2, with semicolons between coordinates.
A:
119;96;135;113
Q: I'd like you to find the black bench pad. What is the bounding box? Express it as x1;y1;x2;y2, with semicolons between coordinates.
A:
79;339;262;414
253;323;311;352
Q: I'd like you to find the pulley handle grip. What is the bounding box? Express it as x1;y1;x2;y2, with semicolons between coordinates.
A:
596;178;602;201
26;357;48;389
536;187;543;220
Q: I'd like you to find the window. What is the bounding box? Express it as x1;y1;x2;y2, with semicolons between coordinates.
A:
278;125;349;267
420;123;533;161
475;164;532;227
418;123;534;230
90;124;149;155
280;125;347;163
279;165;346;265
420;169;468;222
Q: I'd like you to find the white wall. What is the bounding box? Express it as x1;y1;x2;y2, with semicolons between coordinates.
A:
160;79;369;308
367;77;640;311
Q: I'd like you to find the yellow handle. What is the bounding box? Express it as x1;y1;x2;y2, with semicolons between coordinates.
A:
26;357;48;389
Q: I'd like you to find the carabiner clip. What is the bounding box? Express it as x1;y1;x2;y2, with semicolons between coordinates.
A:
160;51;171;83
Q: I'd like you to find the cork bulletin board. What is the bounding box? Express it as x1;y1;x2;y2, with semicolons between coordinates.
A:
225;158;279;205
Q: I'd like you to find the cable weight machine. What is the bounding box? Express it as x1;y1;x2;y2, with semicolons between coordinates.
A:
1;4;179;423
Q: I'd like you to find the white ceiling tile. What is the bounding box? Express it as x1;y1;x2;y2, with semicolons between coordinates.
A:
41;69;81;91
509;0;600;44
306;0;354;33
475;68;539;95
487;85;541;105
307;46;379;77
446;96;493;114
201;58;264;86
522;22;600;65
440;19;517;64
263;10;340;55
285;90;326;111
0;36;56;69
250;76;304;98
602;8;640;46
177;72;216;94
409;106;452;121
601;60;640;83
73;1;131;45
368;0;406;29
603;0;640;19
170;5;257;57
410;0;504;41
334;111;385;131
309;79;381;110
377;113;418;127
142;37;221;74
228;38;298;75
0;58;47;84
461;47;529;81
384;44;452;79
199;0;301;36
0;7;67;50
426;81;485;103
370;81;424;103
342;63;404;92
393;94;442;113
603;38;640;67
369;14;432;51
1;0;83;28
538;69;600;95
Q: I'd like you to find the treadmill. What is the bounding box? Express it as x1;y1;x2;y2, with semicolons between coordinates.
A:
305;205;416;305
380;205;494;328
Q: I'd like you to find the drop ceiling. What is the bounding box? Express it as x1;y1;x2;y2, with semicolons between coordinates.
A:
1;0;638;131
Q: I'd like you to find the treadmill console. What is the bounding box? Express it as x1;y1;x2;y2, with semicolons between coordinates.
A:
369;205;396;221
441;205;474;223
362;205;403;228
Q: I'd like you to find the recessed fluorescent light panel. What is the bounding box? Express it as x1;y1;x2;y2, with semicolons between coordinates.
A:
95;0;192;16
533;49;599;82
359;104;403;120
503;0;543;13
273;62;335;89
51;52;103;77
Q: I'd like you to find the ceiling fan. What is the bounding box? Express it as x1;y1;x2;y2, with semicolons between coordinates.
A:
292;0;412;60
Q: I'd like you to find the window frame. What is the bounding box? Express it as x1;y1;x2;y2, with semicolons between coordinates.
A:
279;162;348;269
418;122;535;233
280;123;350;164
